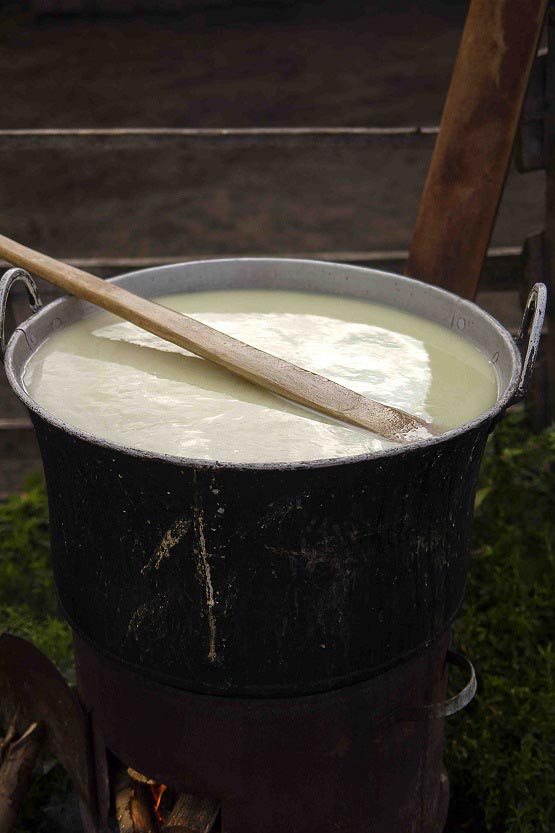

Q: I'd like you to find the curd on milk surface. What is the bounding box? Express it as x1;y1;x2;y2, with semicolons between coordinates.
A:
23;289;499;463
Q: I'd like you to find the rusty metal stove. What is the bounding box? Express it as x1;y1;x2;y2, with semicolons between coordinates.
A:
0;628;475;833
77;629;479;833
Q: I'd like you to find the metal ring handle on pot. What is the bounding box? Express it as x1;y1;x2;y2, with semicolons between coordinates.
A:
0;268;42;362
396;650;477;721
513;282;547;402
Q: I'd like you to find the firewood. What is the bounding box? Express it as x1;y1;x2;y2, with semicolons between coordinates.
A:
127;767;156;785
0;722;42;833
0;715;18;766
114;766;157;833
162;793;220;833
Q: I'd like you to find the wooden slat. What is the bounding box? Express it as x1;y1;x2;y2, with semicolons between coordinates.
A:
0;126;439;150
0;131;437;262
0;137;543;262
0;245;527;291
33;0;294;15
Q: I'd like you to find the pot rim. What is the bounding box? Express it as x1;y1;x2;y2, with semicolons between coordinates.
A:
4;257;522;472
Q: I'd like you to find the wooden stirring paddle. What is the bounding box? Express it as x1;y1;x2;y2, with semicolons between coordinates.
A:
0;234;435;444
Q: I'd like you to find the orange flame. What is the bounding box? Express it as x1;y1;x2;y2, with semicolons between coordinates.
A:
150;784;168;824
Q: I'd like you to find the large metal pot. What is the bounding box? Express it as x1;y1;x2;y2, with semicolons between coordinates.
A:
0;259;546;696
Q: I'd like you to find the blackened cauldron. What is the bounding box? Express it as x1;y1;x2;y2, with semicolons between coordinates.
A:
0;259;546;696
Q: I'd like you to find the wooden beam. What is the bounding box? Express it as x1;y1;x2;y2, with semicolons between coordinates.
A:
406;0;548;299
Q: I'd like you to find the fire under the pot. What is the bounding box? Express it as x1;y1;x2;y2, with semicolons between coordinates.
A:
71;629;456;833
115;768;219;832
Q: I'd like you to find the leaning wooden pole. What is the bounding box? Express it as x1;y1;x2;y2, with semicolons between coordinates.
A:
406;0;548;299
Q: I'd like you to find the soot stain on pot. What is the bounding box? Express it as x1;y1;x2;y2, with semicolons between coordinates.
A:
141;516;191;574
30;409;495;694
196;510;217;664
193;474;218;665
126;591;171;646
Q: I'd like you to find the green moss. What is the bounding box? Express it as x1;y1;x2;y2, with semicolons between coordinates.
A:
447;411;555;833
0;471;73;679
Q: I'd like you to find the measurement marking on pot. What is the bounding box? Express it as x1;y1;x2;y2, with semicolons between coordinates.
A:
449;313;466;331
142;517;190;574
196;510;217;663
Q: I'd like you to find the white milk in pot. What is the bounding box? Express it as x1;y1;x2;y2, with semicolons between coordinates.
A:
23;289;499;463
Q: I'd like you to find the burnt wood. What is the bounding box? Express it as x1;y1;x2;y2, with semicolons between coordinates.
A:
114;767;157;833
0;634;97;810
0;723;42;833
162;794;220;833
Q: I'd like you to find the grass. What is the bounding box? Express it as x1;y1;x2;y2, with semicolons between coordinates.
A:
0;472;73;680
0;412;554;832
447;412;555;832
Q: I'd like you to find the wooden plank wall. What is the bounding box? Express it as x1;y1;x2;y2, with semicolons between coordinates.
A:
33;0;293;14
0;128;543;259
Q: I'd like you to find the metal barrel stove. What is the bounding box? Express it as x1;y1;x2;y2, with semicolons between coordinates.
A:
0;258;546;832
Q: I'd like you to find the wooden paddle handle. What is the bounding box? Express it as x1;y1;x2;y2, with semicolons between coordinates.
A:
0;234;432;442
